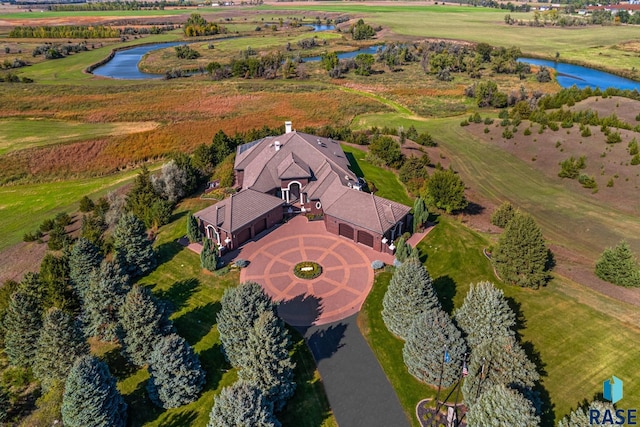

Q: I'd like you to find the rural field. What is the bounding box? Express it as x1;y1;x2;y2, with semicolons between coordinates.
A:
1;2;640;426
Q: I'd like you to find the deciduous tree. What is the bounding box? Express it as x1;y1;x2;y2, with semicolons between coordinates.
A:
61;355;127;427
423;169;468;213
493;212;550;289
33;308;88;392
208;382;281;427
402;307;467;387
147;334;206;409
382;258;439;340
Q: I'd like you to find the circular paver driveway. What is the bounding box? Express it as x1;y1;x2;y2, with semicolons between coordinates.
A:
239;216;390;326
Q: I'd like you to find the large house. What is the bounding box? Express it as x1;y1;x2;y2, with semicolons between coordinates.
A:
194;122;412;254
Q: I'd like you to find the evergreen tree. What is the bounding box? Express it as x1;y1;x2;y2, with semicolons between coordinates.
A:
461;335;539;407
208;382;281;427
238;310;296;412
402;307;467;387
491;201;517;228
34;308;89;392
39;252;75;311
83;260;130;341
454;281;516;349
147;334;206;409
187;214;201;243
382;257;439;340
394;236;411;262
113;213;156;278
595;241;640;287
493;212;550;289
201;238;219;272
4;290;42;367
61;355;127;427
119;285;173;367
466;384;540;427
412;197;429;231
69;238;103;302
558;401;615;427
217;282;276;367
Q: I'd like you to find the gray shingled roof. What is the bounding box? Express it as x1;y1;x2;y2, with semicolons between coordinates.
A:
324;191;411;235
277;152;312;179
194;189;284;233
235;132;355;192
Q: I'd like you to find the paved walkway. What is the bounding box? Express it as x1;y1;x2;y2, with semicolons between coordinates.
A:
304;314;410;427
239;215;394;326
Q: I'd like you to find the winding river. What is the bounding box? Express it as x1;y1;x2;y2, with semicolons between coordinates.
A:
518;58;640;91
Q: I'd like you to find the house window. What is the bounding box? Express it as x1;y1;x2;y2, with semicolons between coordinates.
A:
316;202;322;210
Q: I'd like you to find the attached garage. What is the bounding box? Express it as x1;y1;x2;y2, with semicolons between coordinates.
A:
357;230;374;248
237;227;252;245
339;223;354;240
254;217;267;235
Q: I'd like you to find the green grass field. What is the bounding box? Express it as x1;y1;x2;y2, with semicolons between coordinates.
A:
111;198;336;426
341;144;413;206
0;171;141;251
0;119;156;155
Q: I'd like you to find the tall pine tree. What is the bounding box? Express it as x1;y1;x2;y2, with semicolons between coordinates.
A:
558;401;615;427
394;236;411;263
208;382;281;427
118;285;173;367
69;237;103;302
238;310;296;412
382;257;439;340
187;214;201;243
454;281;516;349
402;307;466;387
461;335;539;407
4;290;42;367
113;213;156;278
493;212;550;289
412;196;428;231
217;282;276;367
147;334;206;409
466;384;540;427
33;308;89;392
201;238;219;272
61;355;127;427
83;260;130;341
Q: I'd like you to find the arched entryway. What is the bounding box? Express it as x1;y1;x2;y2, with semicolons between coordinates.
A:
288;181;301;203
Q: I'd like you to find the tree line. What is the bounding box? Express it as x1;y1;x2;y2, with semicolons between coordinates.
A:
51;1;180;11
10;24;174;39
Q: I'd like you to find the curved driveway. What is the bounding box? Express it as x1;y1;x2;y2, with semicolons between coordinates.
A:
239;215;393;326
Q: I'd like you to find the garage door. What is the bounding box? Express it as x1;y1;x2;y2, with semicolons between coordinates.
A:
254;218;267;235
237;227;252;245
357;231;374;247
338;223;354;240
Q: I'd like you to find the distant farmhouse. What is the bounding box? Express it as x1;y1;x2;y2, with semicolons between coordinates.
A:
195;122;411;254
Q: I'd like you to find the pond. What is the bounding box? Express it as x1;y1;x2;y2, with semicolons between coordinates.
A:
518;58;640;91
92;42;187;80
306;24;335;31
302;45;382;63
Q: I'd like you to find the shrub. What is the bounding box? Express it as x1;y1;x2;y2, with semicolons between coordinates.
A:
371;260;385;270
578;174;597;189
491;202;516;228
581;127;592;137
55;212;72;227
558;156;586;179
234;259;249;268
548;122;559;131
293;261;322;279
502;128;513;139
523;128;531;136
23;230;43;242
460;120;469;127
79;196;95;212
631;154;640;165
606;132;622;144
484;117;494;125
40;218;55;233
